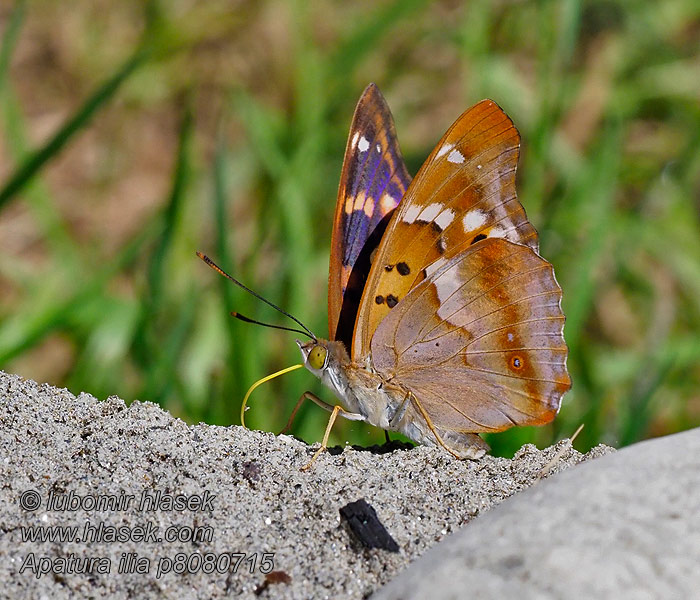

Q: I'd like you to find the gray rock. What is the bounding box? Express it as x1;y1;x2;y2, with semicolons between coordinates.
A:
0;371;609;599
372;427;700;600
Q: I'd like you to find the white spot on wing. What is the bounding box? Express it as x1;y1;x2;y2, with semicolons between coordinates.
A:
403;205;421;224
432;263;462;320
507;332;514;342
353;193;366;211
447;149;465;164
358;136;370;152
417;203;443;222
435;209;454;230
424;257;447;279
436;143;454;159
477;164;482;170
380;193;397;213
376;144;381;153
428;257;481;327
351;132;359;149
462;210;487;232
490;226;507;238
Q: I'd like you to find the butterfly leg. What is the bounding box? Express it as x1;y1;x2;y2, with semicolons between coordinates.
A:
300;403;366;471
280;391;363;435
407;392;464;460
279;392;314;435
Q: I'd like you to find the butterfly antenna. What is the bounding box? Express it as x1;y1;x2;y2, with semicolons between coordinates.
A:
196;251;316;340
231;311;314;340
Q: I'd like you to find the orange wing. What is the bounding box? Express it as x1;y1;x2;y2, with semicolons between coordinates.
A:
352;99;537;359
328;84;411;350
370;238;570;432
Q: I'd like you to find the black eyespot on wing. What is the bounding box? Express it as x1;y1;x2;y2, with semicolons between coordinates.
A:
386;294;398;308
396;262;410;276
375;295;384;304
471;233;487;245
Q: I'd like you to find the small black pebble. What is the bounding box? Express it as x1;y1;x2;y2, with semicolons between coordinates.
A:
339;498;399;553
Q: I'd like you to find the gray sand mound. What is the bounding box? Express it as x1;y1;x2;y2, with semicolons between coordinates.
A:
0;371;609;599
373;426;700;599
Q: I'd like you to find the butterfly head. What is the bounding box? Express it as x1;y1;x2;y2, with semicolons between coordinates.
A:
296;338;350;381
296;338;355;408
297;339;329;374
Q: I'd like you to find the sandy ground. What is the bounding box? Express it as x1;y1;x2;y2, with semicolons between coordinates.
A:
0;371;611;599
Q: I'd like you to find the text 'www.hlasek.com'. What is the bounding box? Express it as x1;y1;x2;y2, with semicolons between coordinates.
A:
16;489;275;580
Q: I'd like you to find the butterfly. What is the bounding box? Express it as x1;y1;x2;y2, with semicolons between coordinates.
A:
294;83;571;463
199;83;571;466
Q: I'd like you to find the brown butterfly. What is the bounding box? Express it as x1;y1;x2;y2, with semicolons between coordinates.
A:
200;83;571;466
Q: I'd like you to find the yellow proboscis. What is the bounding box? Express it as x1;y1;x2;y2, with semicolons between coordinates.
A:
240;363;304;428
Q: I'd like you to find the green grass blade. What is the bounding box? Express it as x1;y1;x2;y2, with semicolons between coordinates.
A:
0;45;150;210
328;0;429;92
132;105;193;400
146;106;192;306
0;217;159;365
0;0;26;95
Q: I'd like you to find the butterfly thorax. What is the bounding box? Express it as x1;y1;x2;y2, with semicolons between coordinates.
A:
297;338;408;431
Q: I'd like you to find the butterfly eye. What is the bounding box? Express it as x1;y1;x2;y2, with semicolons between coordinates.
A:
308;345;328;370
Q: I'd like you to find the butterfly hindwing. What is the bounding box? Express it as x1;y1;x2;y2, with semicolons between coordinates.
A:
352;99;538;359
370;238;571;432
328;84;412;350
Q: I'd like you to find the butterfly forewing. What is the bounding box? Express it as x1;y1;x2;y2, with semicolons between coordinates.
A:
352;99;539;359
370;238;570;432
329;83;412;350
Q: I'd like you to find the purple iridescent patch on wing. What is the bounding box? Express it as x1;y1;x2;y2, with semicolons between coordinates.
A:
343;131;408;269
329;84;412;349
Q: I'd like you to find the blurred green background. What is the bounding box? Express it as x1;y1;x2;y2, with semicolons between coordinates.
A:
1;0;699;457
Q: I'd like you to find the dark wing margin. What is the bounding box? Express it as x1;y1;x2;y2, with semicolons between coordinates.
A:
328;83;412;349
